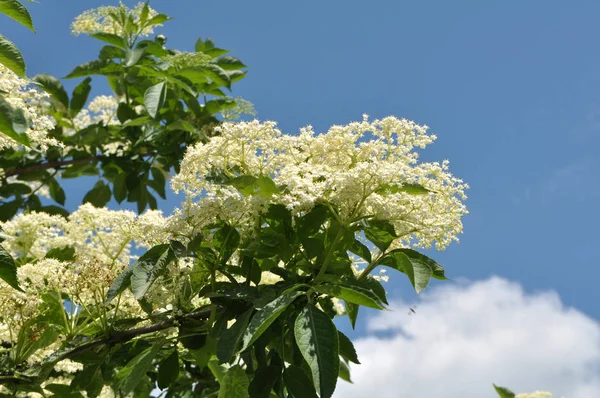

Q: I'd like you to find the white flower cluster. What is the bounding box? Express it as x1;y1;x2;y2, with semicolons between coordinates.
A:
0;65;57;151
172;116;468;250
71;2;160;37
0;204;169;345
515;392;553;398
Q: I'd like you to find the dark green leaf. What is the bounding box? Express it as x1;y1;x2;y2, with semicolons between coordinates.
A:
213;223;240;263
45;246;75;261
380;249;436;293
90;33;127;49
283;365;319;398
218;365;249;398
376;183;431;195
364;220;397;252
0;34;25;77
493;384;516;398
241;290;304;351
149;167;166;199
48;179;65;206
214;56;246;70
0;245;22;291
313;282;383;309
0;182;31;196
32;74;68;108
71;364;104;397
40;205;69;218
217;308;252;363
131;243;173;300
65;60;121;79
345;302;359;329
398;248;448;280
43;384;84;397
69;77;92;117
105;262;136;304
115;342;162;396
294;304;339;398
0;0;35;31
248;352;283;398
82;180;112;207
0;94;30;147
203;63;230;89
0;200;20;221
349;239;371;263
144;81;167;119
337;331;359;364
112;172;127;203
157;350;179;389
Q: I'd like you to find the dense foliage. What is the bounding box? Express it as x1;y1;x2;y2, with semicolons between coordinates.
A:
4;2;561;398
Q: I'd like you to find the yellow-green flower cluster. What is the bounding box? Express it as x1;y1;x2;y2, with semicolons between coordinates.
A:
71;2;159;37
0;65;57;150
172;115;468;251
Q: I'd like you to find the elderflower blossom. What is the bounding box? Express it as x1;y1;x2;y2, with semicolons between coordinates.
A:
0;64;57;150
172;116;468;251
71;95;120;131
71;2;160;37
516;392;553;398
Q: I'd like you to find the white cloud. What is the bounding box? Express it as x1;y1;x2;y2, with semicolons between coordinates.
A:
334;277;600;398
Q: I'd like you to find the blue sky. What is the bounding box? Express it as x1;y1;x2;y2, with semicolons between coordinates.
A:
4;1;600;395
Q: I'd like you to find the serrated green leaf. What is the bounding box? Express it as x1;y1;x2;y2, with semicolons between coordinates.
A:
90;33;127;49
115;342;162;396
345;301;359;329
69;77;92;117
48;179;65;206
130;243;173;300
32;74;68;108
157;350;179;389
45;246;75;261
0;34;25;77
214;55;246;70
364;219;397;252
380;249;432;293
313;282;384;309
241;290;304;351
218;365;249;398
144;81;166;119
337;331;359;364
493;384;516;398
0;245;23;291
217;308;252;363
0;0;35;31
283;365;319;398
82;180;111;207
294;304;339;398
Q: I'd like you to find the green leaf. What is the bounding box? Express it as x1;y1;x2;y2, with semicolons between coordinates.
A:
214;56;246;70
294;304;339;398
130;243;173;300
224;175;258;196
65;60;121;79
213;223;240;263
376;183;431;195
45;246;75;261
217;308;253;363
338;360;352;383
157;350;179;389
144;81;167;119
0;34;25;77
0;200;20;221
248;352;283;398
105;262;136;304
313;282;384;309
146;13;170;26
399;248;448;280
0;0;35;31
32;74;69;108
112;172;127;203
69;77;92;117
90;33;127;49
48;179;65;206
115;342;163;396
364;220;397;252
345;302;359;329
82;180;111;207
337;331;359;364
257;175;280;197
349;239;371;263
203;63;231;89
283;365;319;398
493;384;516;398
218;365;249;398
0;182;31;196
125;48;145;67
149;167;166;199
0;94;30;147
380;249;439;293
0;245;23;291
241;290;304;351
